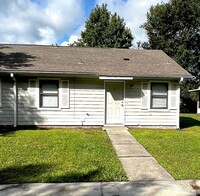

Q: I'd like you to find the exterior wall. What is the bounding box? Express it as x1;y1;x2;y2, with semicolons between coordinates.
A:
0;78;14;125
0;76;180;127
124;80;179;128
17;77;105;126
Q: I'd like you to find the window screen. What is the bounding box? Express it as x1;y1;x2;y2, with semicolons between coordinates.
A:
40;80;59;108
151;83;168;109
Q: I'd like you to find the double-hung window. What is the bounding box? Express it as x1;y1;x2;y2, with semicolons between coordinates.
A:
151;83;168;109
39;80;59;108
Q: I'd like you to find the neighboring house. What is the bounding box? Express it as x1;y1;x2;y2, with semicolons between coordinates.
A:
0;44;191;128
189;87;200;114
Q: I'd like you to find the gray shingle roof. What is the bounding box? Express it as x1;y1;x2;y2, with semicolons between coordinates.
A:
0;44;192;78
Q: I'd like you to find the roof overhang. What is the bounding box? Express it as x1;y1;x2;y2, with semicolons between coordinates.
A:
99;76;133;80
0;70;99;78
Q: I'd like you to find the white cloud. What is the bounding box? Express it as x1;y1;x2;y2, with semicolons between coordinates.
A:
61;41;70;46
95;0;170;46
0;0;84;45
36;27;56;45
0;0;170;46
61;35;80;46
69;35;80;43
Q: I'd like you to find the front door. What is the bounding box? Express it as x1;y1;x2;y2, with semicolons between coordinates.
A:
106;82;124;124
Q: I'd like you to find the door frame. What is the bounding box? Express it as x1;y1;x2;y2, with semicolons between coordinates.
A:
104;81;125;125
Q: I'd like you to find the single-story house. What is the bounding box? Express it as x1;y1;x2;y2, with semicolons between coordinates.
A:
189;87;200;114
0;44;192;128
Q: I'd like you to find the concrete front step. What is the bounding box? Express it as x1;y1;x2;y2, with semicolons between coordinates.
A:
102;126;128;132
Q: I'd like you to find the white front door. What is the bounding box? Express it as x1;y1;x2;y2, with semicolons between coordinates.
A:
106;82;124;124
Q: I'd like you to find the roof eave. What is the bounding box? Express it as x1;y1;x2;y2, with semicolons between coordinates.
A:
0;70;99;77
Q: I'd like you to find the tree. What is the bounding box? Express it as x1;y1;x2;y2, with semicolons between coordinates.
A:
142;0;200;112
73;4;133;48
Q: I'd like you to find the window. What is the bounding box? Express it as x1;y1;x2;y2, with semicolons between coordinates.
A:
39;80;59;108
151;83;168;109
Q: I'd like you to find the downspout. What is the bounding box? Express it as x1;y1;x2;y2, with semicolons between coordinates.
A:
10;73;18;127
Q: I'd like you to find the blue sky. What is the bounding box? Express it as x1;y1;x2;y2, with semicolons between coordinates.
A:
0;0;169;47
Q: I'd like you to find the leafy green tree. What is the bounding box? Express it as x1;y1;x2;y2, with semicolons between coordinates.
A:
73;4;133;48
142;0;200;112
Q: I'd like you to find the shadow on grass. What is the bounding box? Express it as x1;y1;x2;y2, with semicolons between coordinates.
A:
47;169;100;183
0;163;100;183
0;164;53;184
180;116;200;129
0;126;50;137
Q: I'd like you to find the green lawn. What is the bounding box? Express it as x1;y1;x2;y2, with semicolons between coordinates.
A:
129;114;200;180
0;129;127;183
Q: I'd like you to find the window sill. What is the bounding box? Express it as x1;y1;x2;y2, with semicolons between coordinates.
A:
29;107;70;111
29;107;61;111
150;109;170;112
141;108;170;112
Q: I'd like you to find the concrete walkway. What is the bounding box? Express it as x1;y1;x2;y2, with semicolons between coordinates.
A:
0;180;199;196
103;126;174;181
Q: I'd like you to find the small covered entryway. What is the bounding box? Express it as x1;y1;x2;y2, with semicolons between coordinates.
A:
105;82;124;125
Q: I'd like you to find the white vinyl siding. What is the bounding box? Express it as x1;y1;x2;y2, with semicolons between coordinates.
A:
0;79;2;107
1;78;179;128
18;78;104;126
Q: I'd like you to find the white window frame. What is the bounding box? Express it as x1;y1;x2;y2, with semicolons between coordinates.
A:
150;82;169;110
39;79;60;109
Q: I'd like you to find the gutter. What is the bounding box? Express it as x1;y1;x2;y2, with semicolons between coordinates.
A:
0;70;192;79
0;70;98;76
10;73;17;127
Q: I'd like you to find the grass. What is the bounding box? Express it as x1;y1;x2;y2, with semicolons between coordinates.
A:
129;114;200;180
0;129;127;183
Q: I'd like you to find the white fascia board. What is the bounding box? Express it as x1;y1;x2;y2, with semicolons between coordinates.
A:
188;88;200;92
99;76;133;80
